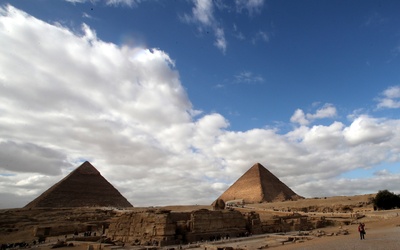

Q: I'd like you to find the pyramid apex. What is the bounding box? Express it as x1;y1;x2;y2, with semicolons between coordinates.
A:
80;160;93;166
250;163;267;172
251;163;264;168
76;161;100;175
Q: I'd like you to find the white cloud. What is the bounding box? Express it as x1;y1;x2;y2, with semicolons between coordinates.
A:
290;104;337;125
0;141;72;175
343;115;394;146
307;103;337;120
377;85;400;109
1;5;400;209
290;109;309;126
190;0;214;26
374;169;390;176
364;12;387;27
182;0;227;54
82;12;93;19
234;71;264;84
182;1;266;53
106;0;142;7
252;30;269;44
257;31;269;42
383;86;400;98
65;0;87;3
295;174;400;198
235;0;264;15
302;122;346;150
0;5;206;206
65;0;142;7
214;27;227;54
233;23;245;40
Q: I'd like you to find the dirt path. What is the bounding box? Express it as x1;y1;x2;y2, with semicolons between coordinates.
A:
277;215;400;250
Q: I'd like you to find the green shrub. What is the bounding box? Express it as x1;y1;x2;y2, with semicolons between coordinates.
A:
372;190;400;210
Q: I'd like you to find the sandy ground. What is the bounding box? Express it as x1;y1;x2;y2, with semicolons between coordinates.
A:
276;215;400;250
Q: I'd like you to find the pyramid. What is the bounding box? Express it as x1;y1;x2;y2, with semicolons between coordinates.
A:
217;163;303;203
25;161;133;208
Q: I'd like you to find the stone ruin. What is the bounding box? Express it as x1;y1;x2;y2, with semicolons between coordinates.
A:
106;209;327;247
0;207;117;244
211;198;226;210
107;209;247;247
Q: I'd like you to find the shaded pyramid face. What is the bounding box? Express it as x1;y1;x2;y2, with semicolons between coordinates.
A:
25;161;133;208
218;163;303;203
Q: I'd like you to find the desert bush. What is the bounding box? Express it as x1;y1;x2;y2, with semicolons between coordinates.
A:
372;190;400;210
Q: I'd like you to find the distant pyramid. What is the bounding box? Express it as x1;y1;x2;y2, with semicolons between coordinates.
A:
217;163;303;203
25;161;133;208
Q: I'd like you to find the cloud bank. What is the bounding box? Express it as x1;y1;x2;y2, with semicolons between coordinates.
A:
1;5;400;208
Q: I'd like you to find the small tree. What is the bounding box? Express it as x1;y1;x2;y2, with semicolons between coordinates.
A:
373;190;400;210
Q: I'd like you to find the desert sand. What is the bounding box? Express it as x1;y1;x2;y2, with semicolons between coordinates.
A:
277;213;400;250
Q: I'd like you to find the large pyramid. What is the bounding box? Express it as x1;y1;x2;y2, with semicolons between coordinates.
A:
217;163;303;203
25;161;133;208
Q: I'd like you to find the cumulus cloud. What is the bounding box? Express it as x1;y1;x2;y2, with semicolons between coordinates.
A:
290;109;309;126
0;4;205;206
376;85;400;109
1;5;400;209
343;116;394;146
290;104;337;125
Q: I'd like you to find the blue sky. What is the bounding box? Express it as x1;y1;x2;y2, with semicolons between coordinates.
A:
1;0;400;208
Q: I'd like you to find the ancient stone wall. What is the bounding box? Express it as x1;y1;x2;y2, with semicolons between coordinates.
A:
33;223;102;237
258;214;315;233
107;208;324;247
107;209;178;246
185;209;247;243
107;209;248;246
189;209;245;232
243;211;263;234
